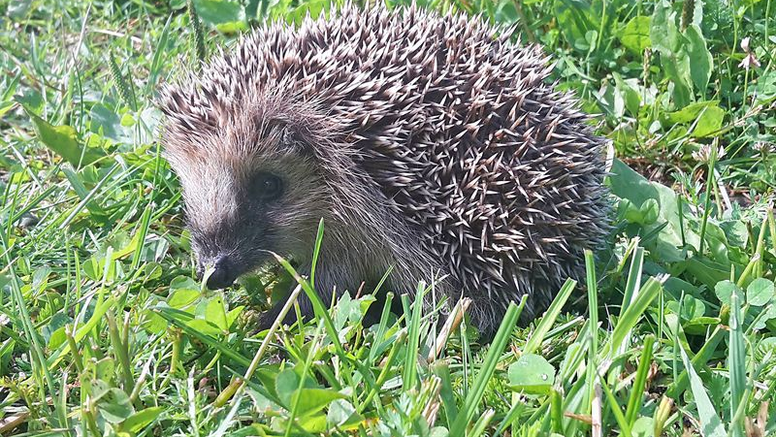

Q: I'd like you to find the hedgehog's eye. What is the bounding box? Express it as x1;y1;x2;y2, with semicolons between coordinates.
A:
251;173;284;201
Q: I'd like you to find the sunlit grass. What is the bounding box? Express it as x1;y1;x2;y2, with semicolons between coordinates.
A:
0;0;775;435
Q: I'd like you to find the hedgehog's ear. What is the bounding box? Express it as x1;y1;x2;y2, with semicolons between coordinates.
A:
276;122;314;156
260;116;314;156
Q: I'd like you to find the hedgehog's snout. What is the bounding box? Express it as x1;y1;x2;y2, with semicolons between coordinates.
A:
201;254;237;290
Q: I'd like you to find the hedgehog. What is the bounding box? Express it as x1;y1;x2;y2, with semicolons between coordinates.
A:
158;2;611;337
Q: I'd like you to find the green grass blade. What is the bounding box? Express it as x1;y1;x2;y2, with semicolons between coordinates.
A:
310;218;324;286
403;280;427;390
361;329;406;409
523;278;577;356
451;299;523;436
494;399;526;437
431;360;459;429
625;334;655;425
130;201;153;270
666;326;724;398
146;14;173;93
620;246;644;317
369;289;394;363
678;343;726;437
728;285;746;437
468;408;495;437
605;275;664;358
599;375;633;437
585;250;599;413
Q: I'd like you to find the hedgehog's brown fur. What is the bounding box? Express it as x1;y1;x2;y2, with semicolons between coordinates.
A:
159;2;611;336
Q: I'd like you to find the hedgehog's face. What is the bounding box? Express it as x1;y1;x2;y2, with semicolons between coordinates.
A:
165;119;331;290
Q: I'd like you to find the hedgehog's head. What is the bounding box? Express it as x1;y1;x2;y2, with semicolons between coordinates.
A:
159;86;338;289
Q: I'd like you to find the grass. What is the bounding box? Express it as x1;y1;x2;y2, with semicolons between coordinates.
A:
1;0;775;435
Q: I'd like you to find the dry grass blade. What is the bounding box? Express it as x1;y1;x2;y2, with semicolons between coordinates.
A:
428;297;471;363
0;412;29;435
591;381;602;437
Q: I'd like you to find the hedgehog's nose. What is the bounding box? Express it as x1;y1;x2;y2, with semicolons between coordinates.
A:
205;255;235;290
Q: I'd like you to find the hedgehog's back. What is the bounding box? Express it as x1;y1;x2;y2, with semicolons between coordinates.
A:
258;5;609;330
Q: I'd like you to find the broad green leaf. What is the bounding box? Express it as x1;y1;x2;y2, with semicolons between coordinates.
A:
95;357;115;380
7;0;32;19
507;354;556;395
650;1;694;107
754;337;776;363
609;159;700;262
168;288;200;309
326;399;364;430
685;24;713;94
204;295;229;331
430;428;450;437
691;106;725;138
755;71;776;104
494;1;518;24
167;276;201;309
90;104;128;142
43;312;70;349
715;280;740;305
22;106;103;166
613;72;642;118
96;387;134;424
664;55;693;108
294;389;347;418
640;198;659;225
664;101;721;124
619;16;651;53
679;295;705;320
47;327;66;350
226;306;245;329
747;278;775;307
142;308;167;334
294;412;328;433
90;379;111;399
194;0;246;31
650;0;680;53
333;292;358;330
632;417;654;437
120;407;164;433
595;81;626;119
276;368;302;407
186;318;222;336
752;305;776;331
288;0;329;26
684;256;731;289
275;368;344;417
554;0;600;52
